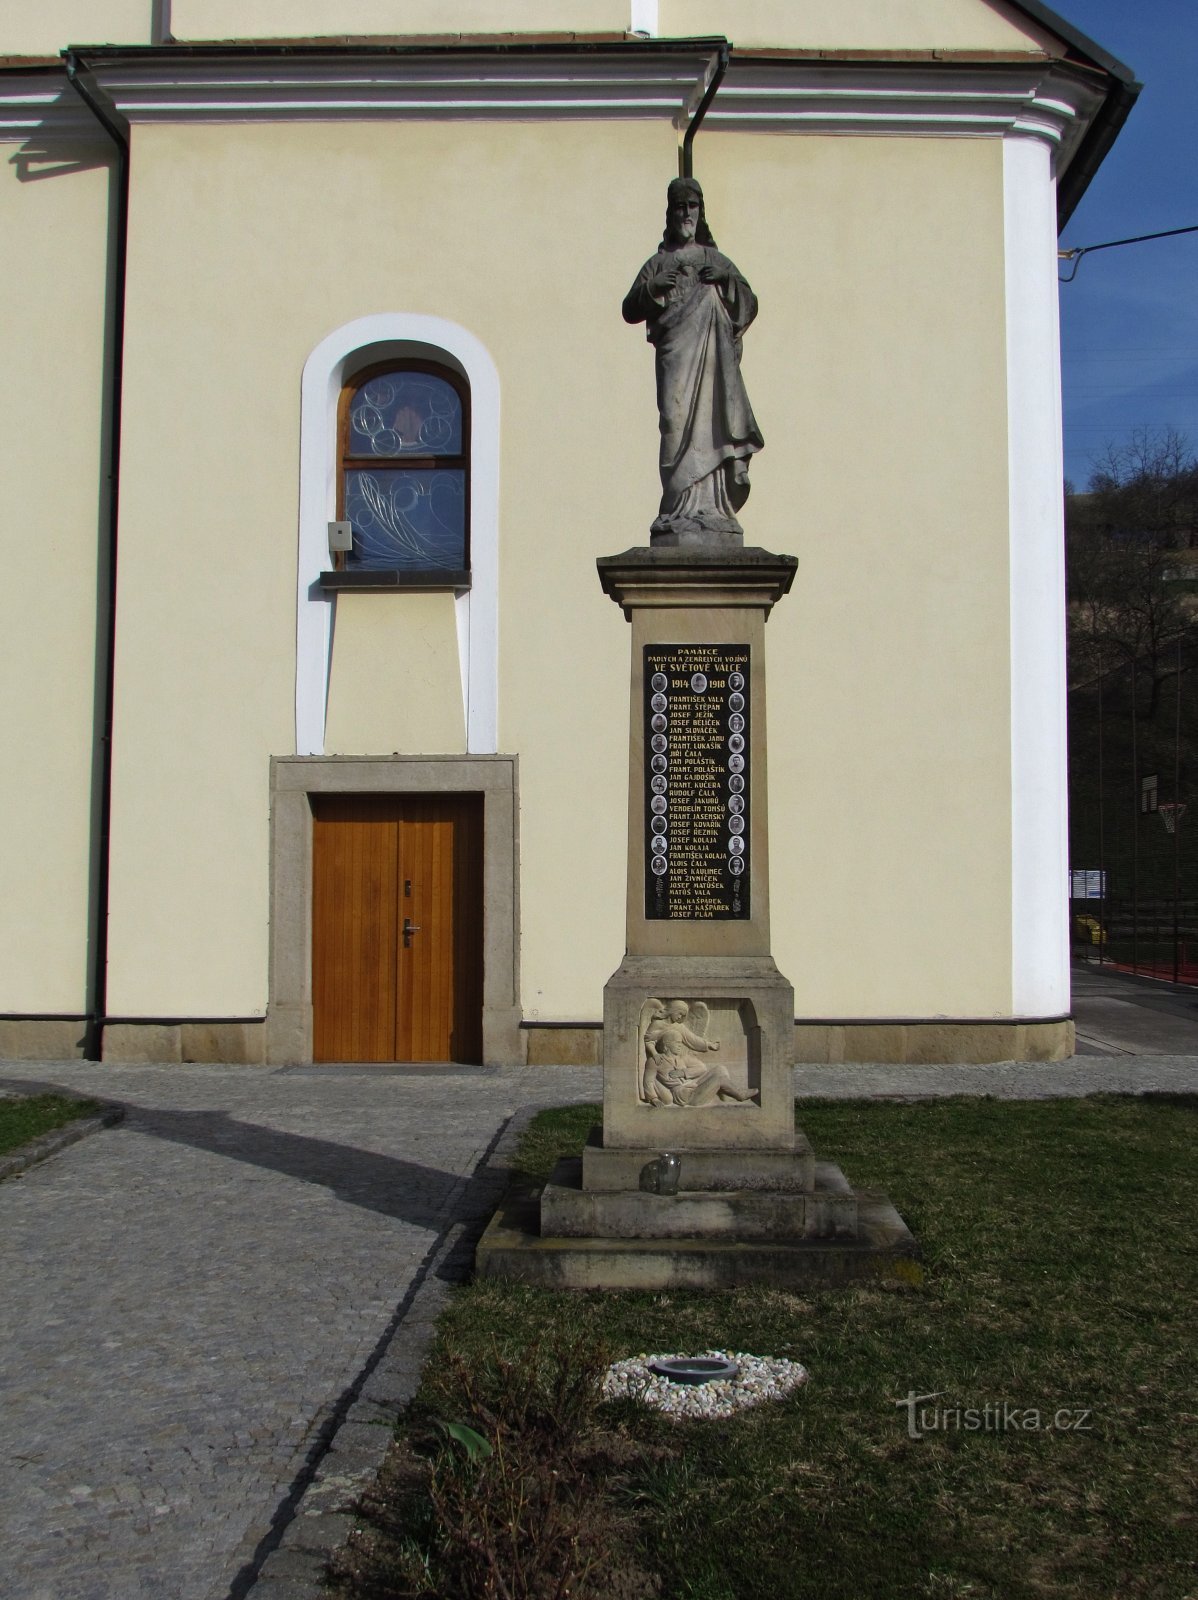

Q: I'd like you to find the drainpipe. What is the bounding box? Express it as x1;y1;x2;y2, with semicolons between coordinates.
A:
679;42;728;179
63;50;129;1061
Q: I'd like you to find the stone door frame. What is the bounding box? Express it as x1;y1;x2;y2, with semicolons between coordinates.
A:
266;755;522;1065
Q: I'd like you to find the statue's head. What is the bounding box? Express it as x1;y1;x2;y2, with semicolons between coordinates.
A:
665;1000;689;1022
662;177;717;249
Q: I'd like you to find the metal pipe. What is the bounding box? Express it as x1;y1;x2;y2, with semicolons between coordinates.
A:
679;43;728;180
63;52;130;1059
1173;637;1182;984
1131;659;1140;974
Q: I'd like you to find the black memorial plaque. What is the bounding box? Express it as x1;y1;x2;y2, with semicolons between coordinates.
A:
643;643;750;920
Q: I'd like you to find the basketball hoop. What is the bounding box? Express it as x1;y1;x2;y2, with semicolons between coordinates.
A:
1159;802;1187;834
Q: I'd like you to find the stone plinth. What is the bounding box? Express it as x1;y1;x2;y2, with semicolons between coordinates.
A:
475;1184;920;1292
601;956;795;1150
541;1157;858;1241
581;1124;816;1192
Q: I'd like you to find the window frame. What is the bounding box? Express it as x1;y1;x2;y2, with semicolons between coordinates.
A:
323;356;472;591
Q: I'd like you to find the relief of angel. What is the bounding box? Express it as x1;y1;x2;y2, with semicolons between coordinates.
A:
638;998;759;1107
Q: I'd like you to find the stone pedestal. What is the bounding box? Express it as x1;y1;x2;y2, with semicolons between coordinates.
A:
477;546;917;1289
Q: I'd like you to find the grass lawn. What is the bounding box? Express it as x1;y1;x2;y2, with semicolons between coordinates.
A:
330;1095;1197;1600
0;1093;101;1159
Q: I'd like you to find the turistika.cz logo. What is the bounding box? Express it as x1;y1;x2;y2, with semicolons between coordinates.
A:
896;1391;1094;1440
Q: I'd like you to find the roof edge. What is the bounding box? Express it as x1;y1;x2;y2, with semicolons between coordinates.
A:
58;35;730;60
1004;0;1137;84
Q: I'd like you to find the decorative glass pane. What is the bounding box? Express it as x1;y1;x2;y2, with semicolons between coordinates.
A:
347;371;462;457
345;468;466;569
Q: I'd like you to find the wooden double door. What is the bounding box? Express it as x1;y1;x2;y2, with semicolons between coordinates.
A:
311;793;483;1063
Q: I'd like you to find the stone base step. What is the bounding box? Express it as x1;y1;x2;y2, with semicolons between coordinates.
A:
581;1125;816;1193
543;1157;856;1241
476;1181;920;1292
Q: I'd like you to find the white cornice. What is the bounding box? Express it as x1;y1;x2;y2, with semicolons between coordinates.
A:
90;52;704;122
0;72;97;140
1;52;1106;168
710;60;1106;167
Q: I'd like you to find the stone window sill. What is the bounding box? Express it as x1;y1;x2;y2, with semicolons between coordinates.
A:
319;569;470;595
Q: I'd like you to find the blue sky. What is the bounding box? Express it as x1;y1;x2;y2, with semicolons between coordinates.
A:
1050;0;1198;487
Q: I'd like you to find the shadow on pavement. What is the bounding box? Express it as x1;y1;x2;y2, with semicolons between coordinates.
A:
0;1073;504;1235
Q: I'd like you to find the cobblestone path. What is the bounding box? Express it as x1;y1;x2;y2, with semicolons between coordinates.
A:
0;1062;598;1600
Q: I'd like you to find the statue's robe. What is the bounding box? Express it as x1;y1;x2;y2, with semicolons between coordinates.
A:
623;244;764;537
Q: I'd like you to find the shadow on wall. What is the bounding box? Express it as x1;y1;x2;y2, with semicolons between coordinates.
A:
10;129;110;183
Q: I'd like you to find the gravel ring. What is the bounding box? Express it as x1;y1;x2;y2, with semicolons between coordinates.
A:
602;1350;808;1419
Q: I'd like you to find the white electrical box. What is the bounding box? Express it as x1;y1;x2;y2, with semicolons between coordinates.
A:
327;520;353;553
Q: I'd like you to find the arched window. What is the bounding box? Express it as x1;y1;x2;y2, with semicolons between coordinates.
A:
336;360;470;579
299;314;499;756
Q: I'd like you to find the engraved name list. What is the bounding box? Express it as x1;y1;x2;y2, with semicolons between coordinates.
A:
643;643;750;920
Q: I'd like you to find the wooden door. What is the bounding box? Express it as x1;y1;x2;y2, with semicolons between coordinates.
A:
311;794;483;1063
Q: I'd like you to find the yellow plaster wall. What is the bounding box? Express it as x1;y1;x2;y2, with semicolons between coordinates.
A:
169;0;630;41
0;145;113;1011
105;116;666;1017
324;593;466;755
692;133;1013;1016
659;0;1059;52
107;117;1015;1023
0;0;1065;55
0;1;151;55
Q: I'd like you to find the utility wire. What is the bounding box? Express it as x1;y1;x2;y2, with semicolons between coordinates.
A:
1059;223;1198;282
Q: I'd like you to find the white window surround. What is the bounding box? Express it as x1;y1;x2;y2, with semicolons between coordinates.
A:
630;0;658;37
296;313;500;756
1004;134;1069;1017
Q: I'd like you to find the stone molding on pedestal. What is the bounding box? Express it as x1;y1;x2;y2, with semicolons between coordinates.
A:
597;546;797;618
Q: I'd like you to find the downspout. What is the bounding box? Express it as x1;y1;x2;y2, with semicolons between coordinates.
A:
64;50;129;1061
679;42;728;179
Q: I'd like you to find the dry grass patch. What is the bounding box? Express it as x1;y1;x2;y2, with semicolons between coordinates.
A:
329;1096;1197;1600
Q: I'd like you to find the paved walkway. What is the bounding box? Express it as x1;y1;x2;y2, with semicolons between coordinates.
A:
1071;959;1198;1055
0;1062;598;1600
2;1050;1196;1600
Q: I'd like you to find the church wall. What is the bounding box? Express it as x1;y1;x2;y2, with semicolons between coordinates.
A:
695;132;1015;1019
0;1;152;55
168;0;630;43
0;0;1093;1054
105;109;1019;1028
159;0;1064;56
323;593;467;757
656;0;1060;53
104;115;665;1019
0;143;114;1017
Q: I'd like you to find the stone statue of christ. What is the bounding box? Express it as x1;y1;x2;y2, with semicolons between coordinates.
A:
622;177;764;543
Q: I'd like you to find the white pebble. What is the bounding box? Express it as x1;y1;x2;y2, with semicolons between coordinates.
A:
600;1351;808;1420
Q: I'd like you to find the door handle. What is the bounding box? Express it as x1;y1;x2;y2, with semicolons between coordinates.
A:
403;917;421;947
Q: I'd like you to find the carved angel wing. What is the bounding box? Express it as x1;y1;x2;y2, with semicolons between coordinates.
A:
639;997;665;1047
690;1001;710;1040
637;998;666;1104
